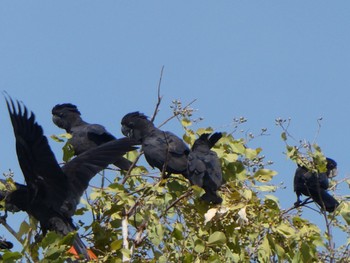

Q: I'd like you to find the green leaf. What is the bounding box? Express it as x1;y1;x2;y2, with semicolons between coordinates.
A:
245;147;261;159
264;195;280;209
230;142;246;155
110;239;123;250
242;189;252;200
50;134;65;143
62;142;75;162
274;223;295;237
2;251;23;261
254;169;277;183
181;118;192;127
258;235;271;262
18;221;30;239
172;223;184;240
192;185;205;198
207;231;226;246
194;239;205;253
208;256;222;263
254;185;277;192
281;132;287;141
340;202;350;225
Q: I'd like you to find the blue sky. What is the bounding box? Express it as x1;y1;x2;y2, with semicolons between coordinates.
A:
0;1;349;253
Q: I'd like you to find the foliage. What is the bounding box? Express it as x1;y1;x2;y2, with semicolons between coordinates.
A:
0;106;349;263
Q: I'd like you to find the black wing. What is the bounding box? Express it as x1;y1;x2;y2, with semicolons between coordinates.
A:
188;151;223;204
308;188;339;212
208;132;222;149
62;137;137;200
86;124;116;145
5;97;69;208
163;131;189;175
0;240;13;249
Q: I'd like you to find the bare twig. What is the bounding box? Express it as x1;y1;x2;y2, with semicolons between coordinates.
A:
0;217;33;263
160;190;192;219
121;151;144;185
312;117;323;145
282;197;313;215
0;217;23;244
150;66;165;123
158;99;197;129
322;209;335;263
275;117;297;143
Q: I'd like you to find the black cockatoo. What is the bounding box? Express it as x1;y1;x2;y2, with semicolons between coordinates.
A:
294;158;339;212
121;111;189;178
5;97;137;260
52;103;132;170
188;133;224;204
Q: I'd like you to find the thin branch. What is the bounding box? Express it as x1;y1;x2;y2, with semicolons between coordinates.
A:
160;190;192;219
322;209;335;263
282;197;313;215
312;117;323;145
158;99;197;129
0;217;33;263
150;65;165;123
121;151;144;185
0;217;23;244
84;191;97;222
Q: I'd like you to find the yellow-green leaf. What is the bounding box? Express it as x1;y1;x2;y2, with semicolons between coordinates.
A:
207;231;226;245
254;169;277;182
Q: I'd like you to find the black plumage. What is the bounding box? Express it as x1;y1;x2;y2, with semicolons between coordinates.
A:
52;103;132;170
121;112;190;178
0;179;26;214
0;240;13;250
188;133;223;204
294;158;339;212
5;97;137;259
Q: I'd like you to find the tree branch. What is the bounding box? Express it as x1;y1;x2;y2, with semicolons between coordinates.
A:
160;189;192;219
158;99;197;129
150;65;165;123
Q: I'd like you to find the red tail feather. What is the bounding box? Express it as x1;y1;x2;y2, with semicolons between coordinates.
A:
67;246;97;260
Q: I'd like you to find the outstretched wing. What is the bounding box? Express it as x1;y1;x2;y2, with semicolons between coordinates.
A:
5;96;69;208
62;137;137;198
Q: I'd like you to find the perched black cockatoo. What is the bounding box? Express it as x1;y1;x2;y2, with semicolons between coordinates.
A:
5;97;137;260
52;103;132;170
121;112;189;178
188;133;224;204
294;158;339;212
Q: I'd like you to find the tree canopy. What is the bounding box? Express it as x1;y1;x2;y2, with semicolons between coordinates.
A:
0;98;349;263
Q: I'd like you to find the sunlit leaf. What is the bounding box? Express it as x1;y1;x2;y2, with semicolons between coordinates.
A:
207;231;226;246
2;251;23;261
254;185;277;192
181;118;192;127
254;169;277;182
340;202;350;225
204;208;218;224
110;239;123;250
194;239;205;253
